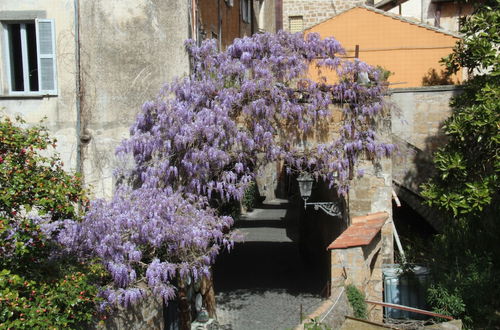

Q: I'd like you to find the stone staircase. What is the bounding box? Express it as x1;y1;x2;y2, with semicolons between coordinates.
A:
213;199;326;330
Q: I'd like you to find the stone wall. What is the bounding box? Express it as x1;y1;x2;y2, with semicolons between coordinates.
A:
96;289;164;329
282;0;365;31
390;85;461;192
328;213;386;322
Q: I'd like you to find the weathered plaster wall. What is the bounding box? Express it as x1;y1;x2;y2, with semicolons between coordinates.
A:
282;0;365;32
0;1;79;172
79;0;190;197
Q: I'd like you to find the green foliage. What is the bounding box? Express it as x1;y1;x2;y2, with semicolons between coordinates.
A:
304;318;332;330
375;65;393;82
420;2;500;327
0;116;101;328
427;284;467;322
0;265;104;329
0;116;88;219
442;0;500;76
242;181;259;211
346;284;367;319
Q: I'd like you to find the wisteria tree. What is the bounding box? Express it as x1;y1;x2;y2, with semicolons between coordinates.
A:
56;31;393;312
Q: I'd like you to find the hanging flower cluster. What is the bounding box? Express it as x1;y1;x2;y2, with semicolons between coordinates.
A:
57;31;393;309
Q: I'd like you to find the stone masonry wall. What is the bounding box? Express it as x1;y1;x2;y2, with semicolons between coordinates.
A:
282;0;365;31
391;86;462;193
330;237;383;322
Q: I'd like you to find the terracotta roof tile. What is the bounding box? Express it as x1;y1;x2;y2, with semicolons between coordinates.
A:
327;211;388;250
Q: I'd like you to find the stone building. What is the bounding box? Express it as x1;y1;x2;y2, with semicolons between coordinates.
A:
278;0;367;32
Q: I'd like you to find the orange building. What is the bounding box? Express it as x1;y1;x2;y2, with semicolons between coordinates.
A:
305;6;462;88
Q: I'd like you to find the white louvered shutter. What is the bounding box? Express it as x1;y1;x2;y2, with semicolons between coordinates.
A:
36;19;57;95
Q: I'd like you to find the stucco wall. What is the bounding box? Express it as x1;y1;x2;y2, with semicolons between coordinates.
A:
0;1;79;172
305;7;461;88
79;0;190;197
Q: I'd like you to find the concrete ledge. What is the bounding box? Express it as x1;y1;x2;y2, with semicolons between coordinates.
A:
389;85;464;93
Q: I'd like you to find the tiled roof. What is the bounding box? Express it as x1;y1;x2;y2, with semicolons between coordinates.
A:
327;211;388;250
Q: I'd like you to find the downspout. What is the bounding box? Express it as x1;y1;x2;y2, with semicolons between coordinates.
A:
421;0;424;22
74;0;82;175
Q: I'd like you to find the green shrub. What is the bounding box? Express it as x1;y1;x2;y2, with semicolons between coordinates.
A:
242;181;258;211
304;318;331;330
346;284;367;319
0;116;102;328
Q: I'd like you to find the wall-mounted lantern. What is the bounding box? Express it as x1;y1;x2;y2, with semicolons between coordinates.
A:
296;173;342;217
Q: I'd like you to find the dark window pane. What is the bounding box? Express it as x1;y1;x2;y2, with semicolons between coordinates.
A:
26;23;39;91
8;24;24;91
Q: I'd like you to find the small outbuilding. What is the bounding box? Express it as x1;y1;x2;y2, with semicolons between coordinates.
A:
305;6;463;88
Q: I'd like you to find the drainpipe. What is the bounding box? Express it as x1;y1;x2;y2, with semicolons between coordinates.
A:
421;0;424;22
74;0;82;175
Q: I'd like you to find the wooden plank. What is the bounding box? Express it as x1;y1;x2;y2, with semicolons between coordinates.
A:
365;300;454;320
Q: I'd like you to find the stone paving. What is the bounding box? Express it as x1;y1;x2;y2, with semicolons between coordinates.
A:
213;200;327;330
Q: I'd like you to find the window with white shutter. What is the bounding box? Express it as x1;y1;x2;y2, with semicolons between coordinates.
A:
36;19;57;94
2;18;57;95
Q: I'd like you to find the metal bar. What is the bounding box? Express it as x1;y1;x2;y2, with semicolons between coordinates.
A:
344;316;398;329
392;221;406;263
392;189;401;207
365;300;454;320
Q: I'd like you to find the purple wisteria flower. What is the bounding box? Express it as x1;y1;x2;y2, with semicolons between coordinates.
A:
58;31;394;308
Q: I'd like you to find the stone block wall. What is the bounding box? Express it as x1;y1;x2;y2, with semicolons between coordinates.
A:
97;290;164;329
390;85;462;194
348;156;393;264
282;0;365;31
330;236;383;322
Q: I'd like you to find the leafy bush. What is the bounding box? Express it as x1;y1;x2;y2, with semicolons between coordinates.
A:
0;116;101;328
346;284;367;319
242;181;258;211
304;318;331;330
421;1;500;327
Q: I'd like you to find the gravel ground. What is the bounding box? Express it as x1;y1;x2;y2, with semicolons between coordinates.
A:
213;203;328;330
216;289;324;330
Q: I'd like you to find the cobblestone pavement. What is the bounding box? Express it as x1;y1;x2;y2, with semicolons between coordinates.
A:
213;201;327;330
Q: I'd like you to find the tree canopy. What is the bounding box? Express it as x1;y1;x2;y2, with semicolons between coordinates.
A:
421;1;500;326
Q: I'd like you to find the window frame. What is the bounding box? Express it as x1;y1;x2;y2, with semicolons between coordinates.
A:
2;18;57;96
